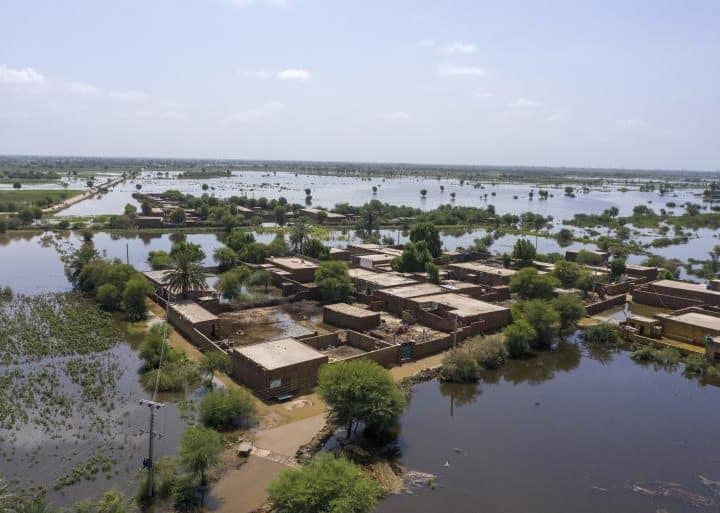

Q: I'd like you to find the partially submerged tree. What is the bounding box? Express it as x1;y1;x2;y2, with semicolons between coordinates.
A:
409;222;442;258
391;240;433;273
317;359;406;440
512;239;536;267
315;261;353;303
552;293;586;340
509;267;559;300
268;454;381;513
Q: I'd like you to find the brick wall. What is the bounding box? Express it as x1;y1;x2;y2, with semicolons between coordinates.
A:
585;294;627;315
632;289;704;310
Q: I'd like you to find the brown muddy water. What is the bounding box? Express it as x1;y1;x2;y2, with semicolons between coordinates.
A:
377;341;720;513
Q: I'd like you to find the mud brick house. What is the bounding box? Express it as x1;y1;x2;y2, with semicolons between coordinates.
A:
656;307;720;345
447;262;517;286
266;257;319;283
375;282;445;315
408;293;511;332
323;303;381;331
230;338;328;400
635;280;720;308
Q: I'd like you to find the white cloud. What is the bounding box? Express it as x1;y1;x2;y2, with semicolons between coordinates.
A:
69;81;102;96
276;68;311;81
441;42;477;55
227;101;285;123
438;65;487;77
416;40;436;48
546;113;562;122
377;111;410;121
0;65;45;85
508;97;541;108
238;68;311;81
68;81;148;102
473;89;493;99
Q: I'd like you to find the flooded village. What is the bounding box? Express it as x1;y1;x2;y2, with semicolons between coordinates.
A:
1;158;720;513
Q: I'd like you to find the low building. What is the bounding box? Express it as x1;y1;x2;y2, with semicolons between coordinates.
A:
230;338;328;400
323;303;381;331
329;247;350;260
375;282;445;315
656;308;720;345
354;253;396;269
299;208;346;223
409;293;511;332
625;264;660;281
350;269;417;295
266;257;319;283
448;262;517;286
621;314;662;338
136;216;165;229
640;280;720;307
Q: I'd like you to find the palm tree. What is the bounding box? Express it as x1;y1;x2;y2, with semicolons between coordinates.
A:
164;249;207;299
290;220;310;254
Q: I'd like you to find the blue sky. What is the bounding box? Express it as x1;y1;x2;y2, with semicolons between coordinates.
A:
0;0;718;170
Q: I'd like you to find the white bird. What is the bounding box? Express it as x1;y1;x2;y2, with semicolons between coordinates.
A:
443;461;450;467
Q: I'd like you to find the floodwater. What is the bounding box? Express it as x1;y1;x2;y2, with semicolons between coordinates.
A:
0;331;193;506
55;170;704;218
377;341;720;513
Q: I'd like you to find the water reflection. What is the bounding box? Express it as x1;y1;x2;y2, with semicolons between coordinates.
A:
480;342;582;386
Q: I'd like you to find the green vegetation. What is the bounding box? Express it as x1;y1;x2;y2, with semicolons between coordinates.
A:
580;322;619;346
440;335;508;382
138;324;200;392
409;222;442;257
0;189;81;211
268;454;381;513
552;294;586;339
199;387;256;430
318;359;406;440
391;241;433;272
511;239;536;267
164;242;207;298
315;261;354;303
509;267;559;300
503;319;535;358
511;300;559;350
178;425;224;507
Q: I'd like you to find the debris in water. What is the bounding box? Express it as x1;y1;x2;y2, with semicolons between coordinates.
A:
629;481;714;507
443;461;450;467
591;486;609;493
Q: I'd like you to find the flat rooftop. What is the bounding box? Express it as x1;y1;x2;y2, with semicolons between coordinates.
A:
450;262;517;276
301;208;345;219
667;311;720;332
171;301;218;324
324;303;379;319
627;313;659;324
652;280;720;295
268;257;319;270
357;253;395;262
440;280;480;292
234;338;326;370
414;293;509;317
347;267;379;279
353;271;417;289
381;282;444;299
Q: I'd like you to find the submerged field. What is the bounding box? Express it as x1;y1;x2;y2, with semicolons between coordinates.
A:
0;293;189;505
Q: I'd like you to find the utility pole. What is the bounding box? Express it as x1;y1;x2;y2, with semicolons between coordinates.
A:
126;243;129;265
452;313;458;348
140;399;165;499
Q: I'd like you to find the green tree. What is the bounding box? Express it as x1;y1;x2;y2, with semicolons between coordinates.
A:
552;259;581;288
440;348;479;383
391;241;433;273
318;359;406;439
96;283;121;311
274;206;287;226
575;269;596;297
213;247;238;272
139;324;181;370
552;293;586;340
581;322;619;346
199;388;256;430
165;248;207;299
609;257;627;280
179;426;223;506
268;454;381;513
503;320;535;358
315;261;354;303
425;261;440;283
201;351;231;386
239;242;269;264
512;239;536;267
303;238;330;260
169;208;186;225
216;266;251;301
290;220;310;253
224;229;255;253
147;250;173;270
247;269;272;292
123;275;153;321
512;300;559;349
409;222;442;258
575;249;604;266
509;267;559;300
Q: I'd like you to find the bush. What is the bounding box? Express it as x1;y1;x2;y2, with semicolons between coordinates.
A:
552;260;581;288
580;322;618;346
142;361;200;392
684;354;720;378
512;239;536;267
465;335;507;369
303;238;330;260
268;454;381;513
96;283;121;311
440;348;479;382
503;320;535;358
199;388;256;430
391;241;433;273
631;345;681;367
147;250;173;270
123;274;153;321
512;300;558;349
315;261;354;303
409;222;442;258
510;267;559;300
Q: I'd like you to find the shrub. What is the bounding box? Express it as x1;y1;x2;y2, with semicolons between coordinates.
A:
409;222;442;258
315;261;354;303
440;348;479;382
391;241;433;273
510;267;559;300
96;283;121;311
552;259;581;288
123;274;153;321
512;239;536;267
148;250;173;270
142;361;200;392
512;300;558;349
268;454;381;513
580;322;618;346
465;335;507;369
503;320;535;358
199;388;256;430
683;354;720;378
